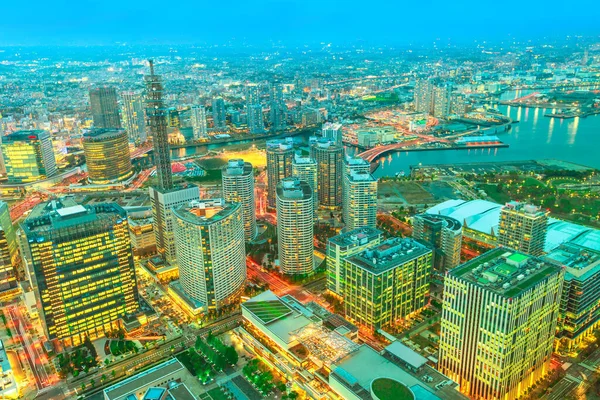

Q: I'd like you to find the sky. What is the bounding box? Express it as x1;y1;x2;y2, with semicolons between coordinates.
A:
1;0;599;46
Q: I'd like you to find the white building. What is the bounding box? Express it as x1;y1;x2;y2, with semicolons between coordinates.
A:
343;171;377;232
120;91;147;144
190;105;208;140
292;153;318;214
222;159;256;241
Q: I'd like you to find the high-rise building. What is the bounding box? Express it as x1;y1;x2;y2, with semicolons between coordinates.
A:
310;137;344;208
344;154;370;176
145;61;200;263
414;79;433;114
269;84;286;132
1;130;57;183
247;104;265;134
413;213;462;272
173;199;246;312
276;178;314;275
498;201;548;256
326;227;383;298
321;122;343;146
439;248;563;400
21;200;139;346
145;60;173;192
120;91;147;144
83;128;133;184
222;159;256;241
190;105;208;140
89;86;122;129
544;244;600;350
212;97;227;130
432;84;452;118
343;238;432;329
0;201;18;298
450;93;468;116
292;153;318;213
266;138;295;209
342;171;377;232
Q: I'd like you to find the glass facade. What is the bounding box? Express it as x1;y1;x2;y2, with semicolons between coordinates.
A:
83;128;133;183
1;130;57;183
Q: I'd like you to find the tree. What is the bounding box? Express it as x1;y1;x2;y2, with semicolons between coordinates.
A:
80;383;86;392
225;346;238;365
90;379;96;388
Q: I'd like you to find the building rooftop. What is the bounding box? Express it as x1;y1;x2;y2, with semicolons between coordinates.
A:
449;247;562;298
311;137;340;150
426;199;502;236
266;138;294;151
222;159;253;176
502;201;547;218
544;244;600;282
293;153;316;165
276;177;312;200
328;226;382;247
415;213;462;232
172;199;239;226
347;238;431;274
3;129;49;142
347;171;376;182
83;128;127;141
103;359;184;400
384;341;428;371
344;155;370;166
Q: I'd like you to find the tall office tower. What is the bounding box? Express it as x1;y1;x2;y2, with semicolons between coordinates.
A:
292;154;318;213
190;105;208;140
343;238;432;329
0;201;18;298
266;139;295;209
173;199;246;312
449;93;467;116
21;200;139;346
145;60;173;192
245;84;260;106
310;138;344;208
498;201;548;256
1;130;57;183
83;128;133;184
342;171;377;232
276;178;314;275
321;122;343;146
269;84;286;132
344;154;370;176
439;248;563;400
120;91;147;145
222;160;256;241
146;61;200;262
432;84;452;118
247;104;265;134
212;97;227;130
89;86;122;129
326;227;383;298
544;244;600;350
414;79;433;114
413;213;462;272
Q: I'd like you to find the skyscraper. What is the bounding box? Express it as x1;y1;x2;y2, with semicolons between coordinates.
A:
269;84;286;132
343;238;432;330
247;104;265;134
292;153;318;213
439;248;563;400
498;201;548;256
173;199;246;312
414;79;433;114
413;213;462;272
1;130;57;183
266;138;295;209
83;128;133;184
145;61;200;263
342;171;377;232
343;154;371;176
120;90;147;145
432;84;452;118
190;105;208;140
310;137;344;208
89;86;122;129
0;201;18;298
276;178;314;275
326;227;383;299
321;122;343;146
212;97;227;130
222;159;256;241
145;60;173;192
21;200;139;346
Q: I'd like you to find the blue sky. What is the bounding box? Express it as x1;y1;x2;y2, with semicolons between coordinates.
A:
1;0;599;46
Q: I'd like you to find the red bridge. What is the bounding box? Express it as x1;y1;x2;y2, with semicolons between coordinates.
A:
357;135;445;162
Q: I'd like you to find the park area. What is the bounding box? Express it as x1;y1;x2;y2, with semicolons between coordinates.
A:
378;179;456;208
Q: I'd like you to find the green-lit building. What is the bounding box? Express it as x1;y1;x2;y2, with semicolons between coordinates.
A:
439;248;563;400
326;227;383;299
21;199;139;346
343;238;432;329
0;201;19;298
544;244;600;350
1;130;57;183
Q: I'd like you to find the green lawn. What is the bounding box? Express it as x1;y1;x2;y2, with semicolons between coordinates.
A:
207;388;229;400
478;183;511;203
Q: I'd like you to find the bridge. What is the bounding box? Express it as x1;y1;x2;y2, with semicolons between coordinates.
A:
357;135;447;162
